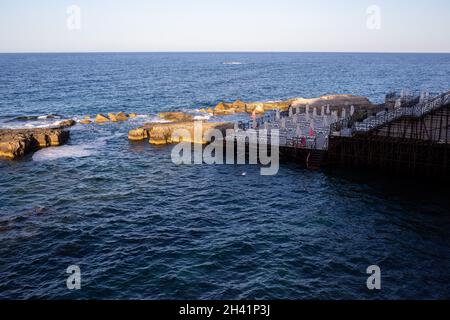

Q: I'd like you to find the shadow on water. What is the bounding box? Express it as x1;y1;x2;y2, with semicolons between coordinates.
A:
323;166;450;215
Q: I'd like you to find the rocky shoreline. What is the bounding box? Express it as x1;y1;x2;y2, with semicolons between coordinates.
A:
0;128;70;159
129;121;234;145
203;94;372;115
0;94;376;158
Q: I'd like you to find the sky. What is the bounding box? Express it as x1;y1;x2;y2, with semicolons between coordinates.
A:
0;0;449;53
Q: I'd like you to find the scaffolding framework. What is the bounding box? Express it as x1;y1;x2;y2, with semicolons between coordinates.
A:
327;103;450;179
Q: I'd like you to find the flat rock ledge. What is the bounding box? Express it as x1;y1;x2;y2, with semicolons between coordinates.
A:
0;128;70;159
129;121;234;145
209;94;373;115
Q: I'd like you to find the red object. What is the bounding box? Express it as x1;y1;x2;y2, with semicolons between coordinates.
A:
309;128;315;137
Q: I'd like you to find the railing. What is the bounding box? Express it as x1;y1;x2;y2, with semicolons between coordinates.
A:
238;110;276;130
353;91;450;133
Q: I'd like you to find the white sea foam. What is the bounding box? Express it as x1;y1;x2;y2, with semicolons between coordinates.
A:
193;115;211;121
32;145;94;161
2;120;66;130
32;133;124;161
128;114;172;123
223;62;244;65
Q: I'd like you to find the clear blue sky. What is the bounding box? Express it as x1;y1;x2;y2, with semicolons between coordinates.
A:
1;0;449;53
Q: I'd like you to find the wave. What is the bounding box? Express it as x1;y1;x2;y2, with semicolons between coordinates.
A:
222;62;244;65
1;119;69;130
193;115;211;121
8;114;62;122
32;145;94;161
32;133;124;161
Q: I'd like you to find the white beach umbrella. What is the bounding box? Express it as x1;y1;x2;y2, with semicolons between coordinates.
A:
313;107;318;118
333;111;338;122
296;125;303;137
323;115;329;127
321;105;325;116
350;105;355;116
342;108;347;119
276;109;280;120
281;118;286;129
289;107;293;117
306;105;310;114
326;104;330;114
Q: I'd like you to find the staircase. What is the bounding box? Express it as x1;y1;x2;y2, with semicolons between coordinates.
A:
353;91;450;133
306;150;324;170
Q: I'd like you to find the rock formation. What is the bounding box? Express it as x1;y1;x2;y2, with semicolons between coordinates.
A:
158;112;194;122
79;119;92;125
108;113;118;122
95;114;110;123
129;121;234;145
0;128;70;159
116;112;128;121
212;95;373;115
128;127;149;141
290;94;373;113
54;119;76;128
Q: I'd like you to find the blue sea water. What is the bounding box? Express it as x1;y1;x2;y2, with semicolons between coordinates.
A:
0;53;450;299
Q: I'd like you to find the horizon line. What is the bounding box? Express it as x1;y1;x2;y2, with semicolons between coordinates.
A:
1;50;450;55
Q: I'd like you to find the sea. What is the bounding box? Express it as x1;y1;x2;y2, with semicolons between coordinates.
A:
0;52;449;299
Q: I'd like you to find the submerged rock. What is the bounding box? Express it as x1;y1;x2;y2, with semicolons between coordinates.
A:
0;128;70;159
129;113;137;118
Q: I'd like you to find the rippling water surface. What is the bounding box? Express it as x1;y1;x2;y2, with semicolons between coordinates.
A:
1;53;450;299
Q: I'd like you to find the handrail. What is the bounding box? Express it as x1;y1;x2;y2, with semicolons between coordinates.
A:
352;91;450;133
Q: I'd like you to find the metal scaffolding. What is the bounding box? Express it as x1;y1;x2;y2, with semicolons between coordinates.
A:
327;102;450;179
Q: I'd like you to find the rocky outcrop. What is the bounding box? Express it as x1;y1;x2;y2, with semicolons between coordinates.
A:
116;112;128;121
158;112;194;122
95;114;110;123
79;119;92;125
213;100;293;115
129;121;234;145
108;113;118;122
212;95;373;115
128;127;149;141
56;119;76;128
290;94;373;111
95;112;131;123
0;128;70;159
